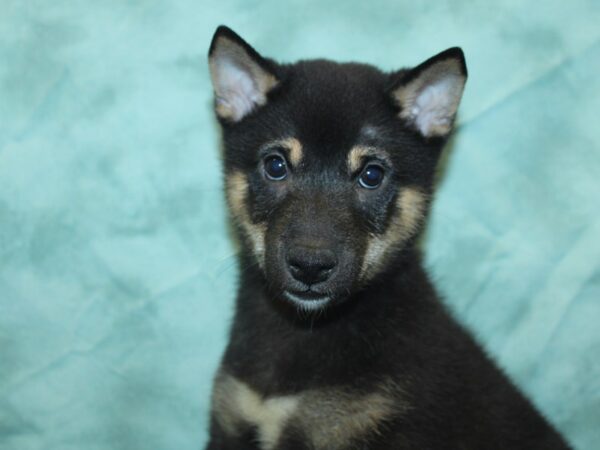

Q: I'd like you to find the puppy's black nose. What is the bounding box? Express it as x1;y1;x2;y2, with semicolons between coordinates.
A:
286;247;337;286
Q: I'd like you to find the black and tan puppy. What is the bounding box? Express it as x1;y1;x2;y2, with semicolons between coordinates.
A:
205;25;570;450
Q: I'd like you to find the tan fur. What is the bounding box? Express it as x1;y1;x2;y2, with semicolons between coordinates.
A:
392;59;465;137
361;187;428;280
226;171;266;267
209;37;278;121
347;145;390;173
266;137;303;167
347;146;372;173
211;371;406;450
283;137;303;167
298;382;405;449
212;372;299;449
215;100;235;122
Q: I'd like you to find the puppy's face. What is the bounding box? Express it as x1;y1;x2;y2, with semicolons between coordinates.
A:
209;26;467;312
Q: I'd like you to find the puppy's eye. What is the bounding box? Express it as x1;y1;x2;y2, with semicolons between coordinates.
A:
264;155;287;181
358;164;384;189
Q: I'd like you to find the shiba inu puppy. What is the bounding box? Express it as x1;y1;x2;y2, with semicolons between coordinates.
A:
205;25;571;450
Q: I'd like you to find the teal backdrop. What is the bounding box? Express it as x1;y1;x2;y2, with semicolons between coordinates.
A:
1;1;599;449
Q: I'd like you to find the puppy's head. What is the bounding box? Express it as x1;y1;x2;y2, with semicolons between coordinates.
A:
208;26;467;312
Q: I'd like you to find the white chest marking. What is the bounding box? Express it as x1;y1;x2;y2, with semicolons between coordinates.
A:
212;373;299;449
212;372;406;450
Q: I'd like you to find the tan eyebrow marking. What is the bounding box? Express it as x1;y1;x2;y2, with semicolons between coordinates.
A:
264;137;303;167
347;146;391;173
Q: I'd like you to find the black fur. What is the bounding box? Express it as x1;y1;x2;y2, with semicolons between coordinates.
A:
205;26;571;449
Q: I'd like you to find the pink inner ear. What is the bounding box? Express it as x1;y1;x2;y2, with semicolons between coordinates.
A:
209;35;278;122
212;57;263;122
394;59;466;138
412;76;463;137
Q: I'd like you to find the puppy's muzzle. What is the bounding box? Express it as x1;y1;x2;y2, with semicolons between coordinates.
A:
286;246;337;287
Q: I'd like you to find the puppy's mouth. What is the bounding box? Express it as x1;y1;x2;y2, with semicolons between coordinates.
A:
283;289;332;311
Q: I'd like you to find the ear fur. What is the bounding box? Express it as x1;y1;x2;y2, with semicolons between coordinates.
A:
390;48;467;138
208;26;279;122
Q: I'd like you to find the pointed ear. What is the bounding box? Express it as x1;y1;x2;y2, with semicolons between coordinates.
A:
208;26;279;122
390;48;467;138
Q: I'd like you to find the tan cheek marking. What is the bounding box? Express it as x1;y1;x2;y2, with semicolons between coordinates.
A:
397;187;428;235
211;372;299;450
225;171;248;218
361;187;428;280
226;171;266;268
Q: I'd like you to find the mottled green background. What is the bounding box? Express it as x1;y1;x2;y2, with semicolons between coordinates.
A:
1;1;599;449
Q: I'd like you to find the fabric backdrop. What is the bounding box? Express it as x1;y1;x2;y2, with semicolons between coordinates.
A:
1;1;599;449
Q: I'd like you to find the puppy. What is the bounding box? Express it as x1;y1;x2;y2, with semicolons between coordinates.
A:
205;25;571;450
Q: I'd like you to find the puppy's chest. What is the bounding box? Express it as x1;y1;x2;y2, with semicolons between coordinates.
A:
212;371;406;450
